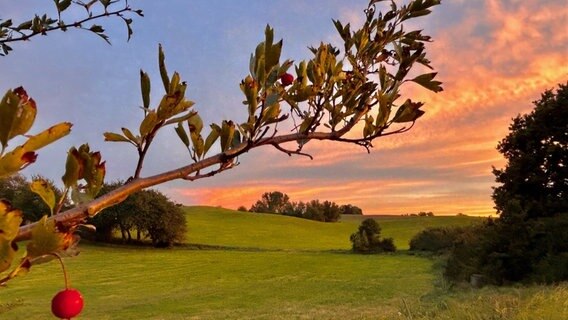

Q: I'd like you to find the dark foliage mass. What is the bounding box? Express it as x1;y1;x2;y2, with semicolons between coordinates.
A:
89;182;187;248
493;84;568;221
409;226;465;253
350;218;396;253
445;83;568;284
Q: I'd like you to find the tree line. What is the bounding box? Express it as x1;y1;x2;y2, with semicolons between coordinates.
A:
239;191;362;222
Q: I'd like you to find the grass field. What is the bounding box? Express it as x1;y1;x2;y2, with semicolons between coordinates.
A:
0;207;566;319
184;206;480;250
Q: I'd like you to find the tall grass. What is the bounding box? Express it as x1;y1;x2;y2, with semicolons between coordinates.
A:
399;284;568;320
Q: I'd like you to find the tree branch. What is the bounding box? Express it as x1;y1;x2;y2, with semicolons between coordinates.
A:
14;121;371;242
1;6;135;45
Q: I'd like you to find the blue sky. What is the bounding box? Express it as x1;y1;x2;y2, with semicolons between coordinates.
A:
1;1;567;215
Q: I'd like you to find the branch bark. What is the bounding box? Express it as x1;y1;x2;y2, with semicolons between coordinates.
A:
14;125;365;242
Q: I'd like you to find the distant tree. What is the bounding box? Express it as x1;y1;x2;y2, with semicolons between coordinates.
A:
493;83;568;221
283;201;306;217
339;204;363;215
89;182;187;247
0;174;64;223
249;191;290;214
135;189;187;248
304;200;325;222
350;218;396;253
321;200;341;222
237;205;248;212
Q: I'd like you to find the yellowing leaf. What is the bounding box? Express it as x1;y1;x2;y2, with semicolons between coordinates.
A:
188;113;203;134
30;179;56;215
26;216;64;259
175;122;189;147
139;111;158;137
0;240;18;273
23;122;72;151
0;89;20;148
103;132;130;143
121;127;138;143
0;145;38;178
8;87;37;140
0;258;30;286
0;200;22;273
0;88;37;149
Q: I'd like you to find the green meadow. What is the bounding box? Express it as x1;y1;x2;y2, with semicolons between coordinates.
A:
0;207;566;319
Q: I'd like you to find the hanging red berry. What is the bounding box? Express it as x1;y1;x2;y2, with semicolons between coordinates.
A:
51;288;84;319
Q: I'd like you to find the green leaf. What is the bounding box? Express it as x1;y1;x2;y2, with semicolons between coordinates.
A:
191;132;204;159
266;40;283;74
56;0;72;12
220;121;235;152
139;111;158;136
169;72;181;95
187;113;203;134
261;103;281;124
121;127;138;143
376;92;391;128
140;70;151;109
103;132;130;143
231;130;241;148
30;179;56;215
175;122;189;148
392;99;426;123
61;147;81;188
158;44;170;92
16;20;33;30
99;0;111;8
163;109;196;126
0;19;12;28
204;124;220;155
89;24;105;33
411;72;443;93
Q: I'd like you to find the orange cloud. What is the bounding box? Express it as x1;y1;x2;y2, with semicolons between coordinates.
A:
172;1;567;217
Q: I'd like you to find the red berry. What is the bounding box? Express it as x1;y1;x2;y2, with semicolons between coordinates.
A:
51;288;84;319
280;73;294;86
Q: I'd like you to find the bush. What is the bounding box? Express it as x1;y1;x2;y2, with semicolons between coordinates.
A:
350;218;396;253
409;226;465;253
444;215;568;284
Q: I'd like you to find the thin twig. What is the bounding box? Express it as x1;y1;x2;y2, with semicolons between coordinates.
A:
272;143;314;159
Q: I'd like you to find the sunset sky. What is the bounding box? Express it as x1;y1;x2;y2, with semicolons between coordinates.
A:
1;1;567;216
